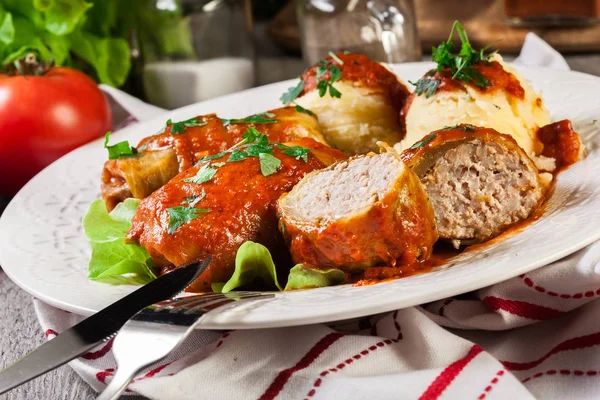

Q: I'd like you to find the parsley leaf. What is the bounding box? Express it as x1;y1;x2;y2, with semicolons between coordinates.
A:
409;134;438;150
419;20;492;98
280;80;305;104
104;132;138;160
294;104;315;116
277;144;311;162
197;151;228;164
409;79;440;98
169;117;208;134
228;150;248;162
183;163;217;185
259;152;282;176
317;80;328;97
166;206;211;234
328;84;342;98
242;127;268;144
221;113;278;126
245;143;273;157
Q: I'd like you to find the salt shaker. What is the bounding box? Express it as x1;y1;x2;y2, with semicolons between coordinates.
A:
140;0;255;109
298;0;421;65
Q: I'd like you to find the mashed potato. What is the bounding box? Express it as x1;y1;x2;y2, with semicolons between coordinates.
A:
294;53;409;155
401;55;551;158
296;81;404;154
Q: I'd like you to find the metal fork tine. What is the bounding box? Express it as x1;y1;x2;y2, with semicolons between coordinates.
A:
152;291;258;312
181;292;270;314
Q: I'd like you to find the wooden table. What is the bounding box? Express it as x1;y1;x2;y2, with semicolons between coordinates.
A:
1;53;599;400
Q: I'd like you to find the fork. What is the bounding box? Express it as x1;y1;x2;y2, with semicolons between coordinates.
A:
96;291;274;400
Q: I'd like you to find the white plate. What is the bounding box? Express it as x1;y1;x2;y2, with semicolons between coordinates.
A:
1;63;600;329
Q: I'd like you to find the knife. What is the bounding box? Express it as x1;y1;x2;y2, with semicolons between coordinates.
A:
0;257;211;394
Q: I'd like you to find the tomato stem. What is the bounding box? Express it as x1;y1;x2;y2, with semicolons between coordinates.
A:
5;53;53;76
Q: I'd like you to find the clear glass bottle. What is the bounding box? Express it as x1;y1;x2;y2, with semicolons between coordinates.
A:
138;0;255;109
298;0;421;65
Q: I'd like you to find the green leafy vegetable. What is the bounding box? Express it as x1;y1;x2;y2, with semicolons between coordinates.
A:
227;150;247;162
284;264;345;291
409;78;440;99
213;241;282;293
280;80;305;104
83;199;156;285
168;117;207;134
276;143;311;162
434;21;491;85
412;21;492;98
166;206;211;235
294;104;315;116
221;112;278;126
409;133;437;150
104;131;137;160
259;152;281;176
183;163;217;185
197;151;228;163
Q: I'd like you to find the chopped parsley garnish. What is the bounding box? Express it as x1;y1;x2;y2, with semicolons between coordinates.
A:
409;134;437;150
167;117;208;134
166;206;211;234
196;127;312;177
279;51;344;106
411;21;492;98
294;104;315;116
104;132;138;160
408;78;440;99
221;112;278;126
276;143;311;162
280;80;305;104
259;152;282;176
183;163;217;184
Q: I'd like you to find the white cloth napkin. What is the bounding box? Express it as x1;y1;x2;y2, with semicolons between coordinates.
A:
34;35;600;400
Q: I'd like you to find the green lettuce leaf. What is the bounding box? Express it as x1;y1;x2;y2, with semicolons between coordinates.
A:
70;32;131;87
41;0;92;36
213;241;282;293
83;199;156;285
212;242;346;293
284;264;345;291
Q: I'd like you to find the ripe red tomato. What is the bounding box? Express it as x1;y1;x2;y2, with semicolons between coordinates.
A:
0;67;112;196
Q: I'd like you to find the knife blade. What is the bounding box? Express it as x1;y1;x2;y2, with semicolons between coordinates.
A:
0;257;211;394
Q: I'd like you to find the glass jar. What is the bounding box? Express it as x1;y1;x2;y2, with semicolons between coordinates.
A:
298;0;421;65
138;0;255;109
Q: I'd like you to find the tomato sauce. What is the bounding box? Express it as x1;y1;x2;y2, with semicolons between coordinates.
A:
418;61;525;99
537;119;582;170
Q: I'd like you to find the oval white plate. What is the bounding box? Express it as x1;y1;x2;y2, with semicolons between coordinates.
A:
1;63;600;329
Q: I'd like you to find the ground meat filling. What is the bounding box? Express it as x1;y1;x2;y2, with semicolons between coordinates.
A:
284;153;405;226
421;139;543;245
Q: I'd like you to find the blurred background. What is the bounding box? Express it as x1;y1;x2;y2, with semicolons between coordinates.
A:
1;0;600;202
4;0;598;108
